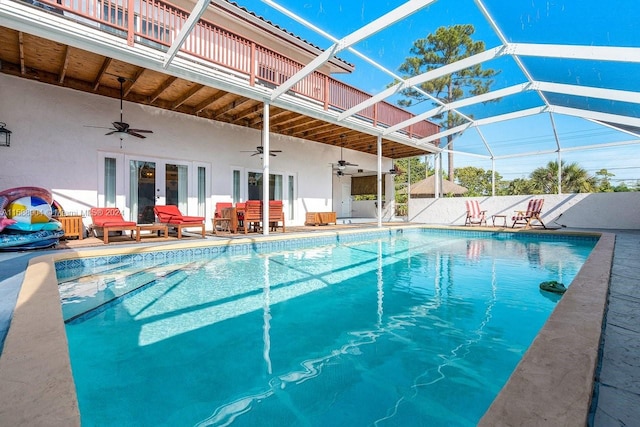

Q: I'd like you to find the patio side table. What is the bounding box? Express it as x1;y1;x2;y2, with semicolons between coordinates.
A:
492;214;508;227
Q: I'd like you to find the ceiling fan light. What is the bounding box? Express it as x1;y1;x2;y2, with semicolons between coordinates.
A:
338;164;346;170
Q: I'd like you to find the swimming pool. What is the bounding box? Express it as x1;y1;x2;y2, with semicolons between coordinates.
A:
57;229;596;426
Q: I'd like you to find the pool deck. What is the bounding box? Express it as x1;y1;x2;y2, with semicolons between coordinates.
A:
0;225;638;426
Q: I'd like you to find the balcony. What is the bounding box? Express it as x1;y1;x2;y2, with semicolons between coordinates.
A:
22;0;438;142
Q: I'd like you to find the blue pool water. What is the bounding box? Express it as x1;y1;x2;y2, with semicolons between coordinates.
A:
57;230;596;426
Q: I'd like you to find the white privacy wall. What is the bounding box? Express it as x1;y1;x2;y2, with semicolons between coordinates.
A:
409;192;640;230
0;74;390;227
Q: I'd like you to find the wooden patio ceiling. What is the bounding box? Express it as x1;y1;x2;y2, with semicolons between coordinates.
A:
0;26;433;160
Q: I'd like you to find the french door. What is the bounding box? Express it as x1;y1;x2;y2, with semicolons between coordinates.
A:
99;152;210;223
128;157;189;223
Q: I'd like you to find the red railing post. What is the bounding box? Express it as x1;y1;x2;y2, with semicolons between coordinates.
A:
373;103;378;127
323;75;329;110
250;42;256;86
127;0;135;46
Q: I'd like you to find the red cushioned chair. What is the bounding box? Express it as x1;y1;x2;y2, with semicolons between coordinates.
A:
89;207;137;244
153;205;205;239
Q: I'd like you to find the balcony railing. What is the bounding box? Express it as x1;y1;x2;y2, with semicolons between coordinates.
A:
30;0;439;139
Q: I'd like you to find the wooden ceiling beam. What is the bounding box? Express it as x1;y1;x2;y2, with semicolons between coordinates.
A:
192;90;227;114
207;94;243;118
286;119;329;135
230;103;263;124
58;45;70;84
18;32;25;75
149;76;177;103
213;97;254;119
123;68;146;97
92;57;112;91
172;84;204;109
272;116;312;133
269;112;306;128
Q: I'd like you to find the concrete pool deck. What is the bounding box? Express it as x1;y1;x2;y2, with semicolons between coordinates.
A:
0;226;637;425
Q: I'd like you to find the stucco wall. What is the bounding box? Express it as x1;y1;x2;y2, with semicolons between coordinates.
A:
409;192;640;229
0;74;390;228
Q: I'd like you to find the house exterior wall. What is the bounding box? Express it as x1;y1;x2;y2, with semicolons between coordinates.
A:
0;74;390;229
409;192;640;229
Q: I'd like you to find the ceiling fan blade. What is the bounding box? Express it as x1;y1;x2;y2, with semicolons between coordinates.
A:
104;131;118;136
128;129;153;134
85;125;114;130
127;131;148;139
112;121;129;132
270;150;282;153
269;152;277;157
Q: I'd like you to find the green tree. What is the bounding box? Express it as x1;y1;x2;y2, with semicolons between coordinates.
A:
392;157;430;216
394;25;499;181
529;161;596;194
595;168;615;192
504;177;534;195
455;166;500;196
613;182;630;192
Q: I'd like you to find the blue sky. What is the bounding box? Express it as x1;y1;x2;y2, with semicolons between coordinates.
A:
232;0;640;184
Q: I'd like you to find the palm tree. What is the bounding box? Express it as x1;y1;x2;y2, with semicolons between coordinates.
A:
394;25;499;182
529;161;596;194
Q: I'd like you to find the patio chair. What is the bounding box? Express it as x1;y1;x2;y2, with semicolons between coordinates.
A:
241;200;262;234
153;205;206;238
89;207;137;244
268;200;285;232
235;202;246;229
464;200;487;226
212;202;233;234
512;198;546;229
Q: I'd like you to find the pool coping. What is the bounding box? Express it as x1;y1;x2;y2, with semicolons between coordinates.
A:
0;227;612;426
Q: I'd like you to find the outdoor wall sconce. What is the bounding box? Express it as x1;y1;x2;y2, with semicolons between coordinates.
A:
0;122;11;147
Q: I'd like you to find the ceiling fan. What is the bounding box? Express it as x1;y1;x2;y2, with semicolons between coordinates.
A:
389;163;403;175
242;142;282;157
92;77;153;141
334;135;358;171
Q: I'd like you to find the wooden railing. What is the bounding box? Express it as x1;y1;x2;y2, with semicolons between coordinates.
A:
31;0;439;138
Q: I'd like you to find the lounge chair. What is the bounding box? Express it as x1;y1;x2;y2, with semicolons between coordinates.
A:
153;205;206;238
89;207;137;244
512;198;546;229
464;200;487;226
268;200;285;232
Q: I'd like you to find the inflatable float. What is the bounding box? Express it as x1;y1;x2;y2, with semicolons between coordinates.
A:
0;229;64;250
0;186;64;250
539;280;567;294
